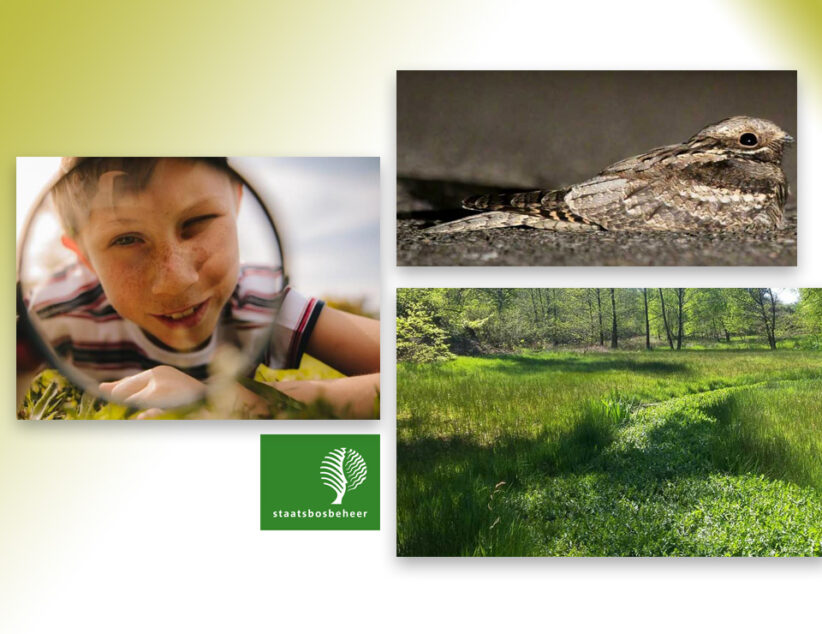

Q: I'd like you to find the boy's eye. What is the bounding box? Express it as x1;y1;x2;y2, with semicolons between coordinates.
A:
184;214;218;226
109;234;143;247
182;214;219;235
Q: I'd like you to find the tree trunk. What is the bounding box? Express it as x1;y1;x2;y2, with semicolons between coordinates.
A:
676;288;685;351
748;288;778;350
767;288;778;350
610;288;618;349
551;289;559;346
643;288;651;350
529;289;539;323
596;289;604;346
658;289;674;350
586;291;596;344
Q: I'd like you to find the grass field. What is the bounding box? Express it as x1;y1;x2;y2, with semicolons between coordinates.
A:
19;355;347;420
397;350;822;556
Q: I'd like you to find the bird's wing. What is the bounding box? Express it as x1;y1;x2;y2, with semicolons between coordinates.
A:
565;174;713;231
570;145;697;229
600;138;731;175
564;175;648;230
599;144;684;174
567;169;772;231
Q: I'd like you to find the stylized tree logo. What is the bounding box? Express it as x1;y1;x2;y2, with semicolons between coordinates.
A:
320;447;367;505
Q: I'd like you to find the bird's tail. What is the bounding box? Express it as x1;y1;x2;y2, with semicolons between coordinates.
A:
462;189;559;212
424;188;596;234
425;211;547;234
424;211;597;234
461;188;593;225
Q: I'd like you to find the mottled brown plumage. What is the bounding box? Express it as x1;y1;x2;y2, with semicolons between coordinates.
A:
426;116;793;234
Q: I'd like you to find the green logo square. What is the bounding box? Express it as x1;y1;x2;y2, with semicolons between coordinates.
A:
260;434;380;530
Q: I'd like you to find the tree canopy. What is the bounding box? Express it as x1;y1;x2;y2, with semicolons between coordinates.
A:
397;288;814;360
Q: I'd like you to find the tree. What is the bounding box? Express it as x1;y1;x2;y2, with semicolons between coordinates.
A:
585;289;597;344
675;288;686;351
799;289;822;346
396;287;804;355
479;288;513;316
688;288;731;341
321;448;367;505
658;289;674;350
746;288;778;350
396;301;454;363
551;288;560;346
528;288;541;323
642;288;651;350
722;288;780;349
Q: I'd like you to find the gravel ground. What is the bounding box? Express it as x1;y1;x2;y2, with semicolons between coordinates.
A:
396;179;797;267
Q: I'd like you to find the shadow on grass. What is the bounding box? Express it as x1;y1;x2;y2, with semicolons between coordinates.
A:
398;392;822;556
398;400;623;556
702;389;822;490
480;354;689;377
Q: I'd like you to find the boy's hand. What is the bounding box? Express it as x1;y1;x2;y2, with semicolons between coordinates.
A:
269;373;380;419
99;365;206;409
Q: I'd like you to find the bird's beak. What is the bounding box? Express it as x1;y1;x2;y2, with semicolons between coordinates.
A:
783;133;795;145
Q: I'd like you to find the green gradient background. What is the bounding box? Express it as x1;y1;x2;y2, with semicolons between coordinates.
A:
1;1;407;620
2;0;822;631
748;0;822;86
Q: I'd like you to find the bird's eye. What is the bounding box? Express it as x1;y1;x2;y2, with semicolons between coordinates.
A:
739;132;759;147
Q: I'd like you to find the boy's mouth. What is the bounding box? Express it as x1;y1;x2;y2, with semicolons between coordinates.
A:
151;299;210;329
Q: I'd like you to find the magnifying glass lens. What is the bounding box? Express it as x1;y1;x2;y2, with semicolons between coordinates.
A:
18;158;286;410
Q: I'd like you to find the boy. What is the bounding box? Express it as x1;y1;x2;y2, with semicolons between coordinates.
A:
26;157;380;418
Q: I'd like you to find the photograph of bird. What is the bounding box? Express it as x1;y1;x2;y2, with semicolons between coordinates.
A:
426;116;793;234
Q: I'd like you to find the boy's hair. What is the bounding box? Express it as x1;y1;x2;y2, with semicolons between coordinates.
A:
51;157;232;237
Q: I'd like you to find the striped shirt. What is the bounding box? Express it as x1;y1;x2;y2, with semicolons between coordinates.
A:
27;263;324;382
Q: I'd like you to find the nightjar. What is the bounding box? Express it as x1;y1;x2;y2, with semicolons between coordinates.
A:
426;116;793;233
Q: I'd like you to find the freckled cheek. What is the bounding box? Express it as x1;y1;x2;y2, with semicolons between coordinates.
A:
192;218;240;294
198;239;239;300
95;260;151;318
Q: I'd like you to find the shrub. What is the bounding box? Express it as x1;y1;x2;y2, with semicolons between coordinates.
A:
397;303;454;363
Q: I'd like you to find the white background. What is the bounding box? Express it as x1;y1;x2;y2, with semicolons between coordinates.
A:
3;1;821;633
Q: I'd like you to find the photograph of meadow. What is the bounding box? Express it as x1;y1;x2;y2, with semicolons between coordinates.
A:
397;288;822;556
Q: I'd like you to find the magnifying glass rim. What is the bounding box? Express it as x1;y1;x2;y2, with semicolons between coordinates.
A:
16;156;289;410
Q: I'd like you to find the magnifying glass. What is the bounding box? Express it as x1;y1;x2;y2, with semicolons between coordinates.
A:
17;157;288;415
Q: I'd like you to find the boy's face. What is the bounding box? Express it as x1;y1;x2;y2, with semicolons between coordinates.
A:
74;159;241;351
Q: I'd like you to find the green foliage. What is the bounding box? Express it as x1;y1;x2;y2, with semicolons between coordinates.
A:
398;350;822;556
399;288;813;353
799;289;822;346
19;369;131;420
396;301;454;363
19;355;356;420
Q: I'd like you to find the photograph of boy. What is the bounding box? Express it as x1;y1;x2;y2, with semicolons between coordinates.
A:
17;157;380;420
397;71;797;266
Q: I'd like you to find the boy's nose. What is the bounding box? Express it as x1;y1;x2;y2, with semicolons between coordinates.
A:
151;243;199;295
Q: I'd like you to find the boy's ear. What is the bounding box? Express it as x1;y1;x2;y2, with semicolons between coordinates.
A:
235;181;243;213
61;235;94;271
